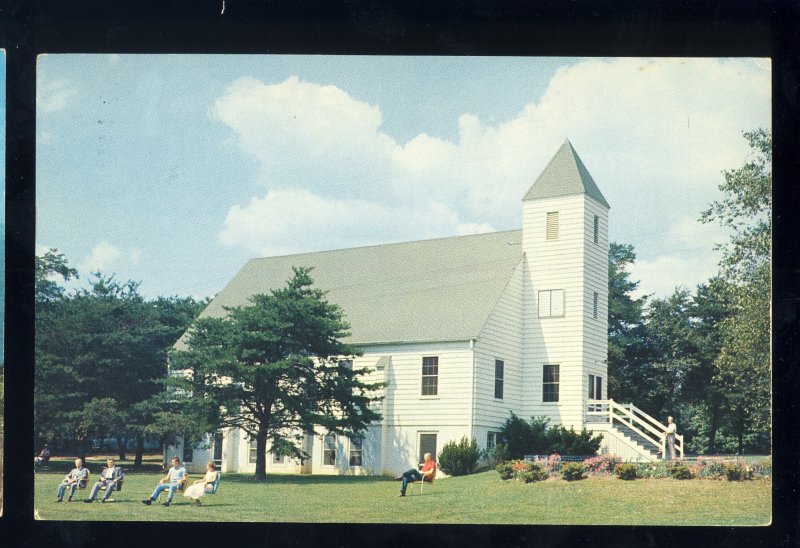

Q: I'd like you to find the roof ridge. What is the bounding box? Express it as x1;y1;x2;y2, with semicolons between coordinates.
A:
248;228;522;262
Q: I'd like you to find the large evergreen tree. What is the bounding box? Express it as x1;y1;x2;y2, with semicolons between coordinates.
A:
35;252;205;464
607;242;649;403
170;267;384;480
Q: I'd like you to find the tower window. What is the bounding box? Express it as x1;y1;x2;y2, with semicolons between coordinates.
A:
494;359;504;400
546;211;559;240
593;214;599;244
538;289;564;318
593;292;599;319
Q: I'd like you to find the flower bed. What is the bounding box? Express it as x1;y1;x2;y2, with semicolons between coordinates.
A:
496;454;771;482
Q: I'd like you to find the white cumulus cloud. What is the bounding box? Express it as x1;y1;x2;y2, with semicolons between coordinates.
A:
77;241;144;276
218;188;461;257
38;78;78;113
213;58;769;297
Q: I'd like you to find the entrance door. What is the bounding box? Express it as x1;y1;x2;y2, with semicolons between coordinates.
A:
213;431;223;468
418;433;437;464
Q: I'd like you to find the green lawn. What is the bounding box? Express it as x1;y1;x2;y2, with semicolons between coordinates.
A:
35;468;771;525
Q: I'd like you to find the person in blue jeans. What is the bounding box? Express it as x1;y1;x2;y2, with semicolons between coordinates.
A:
396;453;437;497
142;456;187;507
56;458;89;502
83;458;124;503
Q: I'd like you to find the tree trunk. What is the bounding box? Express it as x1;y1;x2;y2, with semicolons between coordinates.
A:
255;428;268;481
134;434;145;468
736;407;745;455
78;438;89;463
117;435;127;461
707;394;722;453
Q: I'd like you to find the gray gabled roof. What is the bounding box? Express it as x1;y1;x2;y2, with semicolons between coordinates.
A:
178;230;524;348
523;140;609;208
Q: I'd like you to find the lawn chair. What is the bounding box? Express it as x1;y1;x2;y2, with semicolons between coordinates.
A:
208;472;222;495
99;478;123;502
407;468;436;495
76;471;91;492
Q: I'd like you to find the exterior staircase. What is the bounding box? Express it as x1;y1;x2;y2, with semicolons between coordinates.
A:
585;400;683;462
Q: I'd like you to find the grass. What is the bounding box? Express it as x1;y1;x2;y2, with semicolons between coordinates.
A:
35;468;771;524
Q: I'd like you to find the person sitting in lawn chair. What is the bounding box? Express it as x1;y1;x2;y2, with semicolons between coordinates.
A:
142;456;187;507
84;458;124;503
183;461;220;506
34;444;51;466
56;458;89;502
396;453;437;497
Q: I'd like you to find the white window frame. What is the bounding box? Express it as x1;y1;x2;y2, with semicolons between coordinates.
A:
322;433;337;467
543;364;560;403
494;359;504;400
421;356;439;396
248;436;258;465
348;436;363;468
538;289;565;318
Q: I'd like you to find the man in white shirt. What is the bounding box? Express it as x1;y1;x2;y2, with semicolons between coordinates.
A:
56;458;89;502
142;456;187;507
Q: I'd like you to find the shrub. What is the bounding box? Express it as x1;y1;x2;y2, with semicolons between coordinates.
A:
518;461;548;483
582;454;622;475
694;457;727;479
636;461;669;479
547;425;604;455
615;463;638;480
560;462;586;481
750;457;772;479
500;413;550;459
497;460;547;482
483;443;510;467
724;461;753;481
669;463;693;480
438;436;480;476
499;413;603;459
496;461;515;480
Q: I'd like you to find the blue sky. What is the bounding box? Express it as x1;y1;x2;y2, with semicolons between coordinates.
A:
36;55;771;301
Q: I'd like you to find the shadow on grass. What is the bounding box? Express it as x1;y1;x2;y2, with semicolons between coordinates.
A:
36;457;165;474
220;473;395;486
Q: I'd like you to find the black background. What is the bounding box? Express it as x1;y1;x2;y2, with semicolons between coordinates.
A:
1;1;798;546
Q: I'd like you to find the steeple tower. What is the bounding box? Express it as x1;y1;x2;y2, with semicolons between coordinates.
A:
523;139;609;206
520;140;610;429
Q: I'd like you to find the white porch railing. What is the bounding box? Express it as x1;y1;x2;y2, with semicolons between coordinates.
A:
586;399;684;459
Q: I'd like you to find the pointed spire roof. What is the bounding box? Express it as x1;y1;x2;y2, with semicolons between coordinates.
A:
523;140;609;208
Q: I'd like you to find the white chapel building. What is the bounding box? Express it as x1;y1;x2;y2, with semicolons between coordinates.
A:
173;140;668;475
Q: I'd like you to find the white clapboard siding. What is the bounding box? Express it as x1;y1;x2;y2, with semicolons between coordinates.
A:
582;196;610;403
473;257;525;427
520;194;609;429
359;341;474;427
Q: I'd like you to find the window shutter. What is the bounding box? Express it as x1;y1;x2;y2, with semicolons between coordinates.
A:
546;211;559;240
